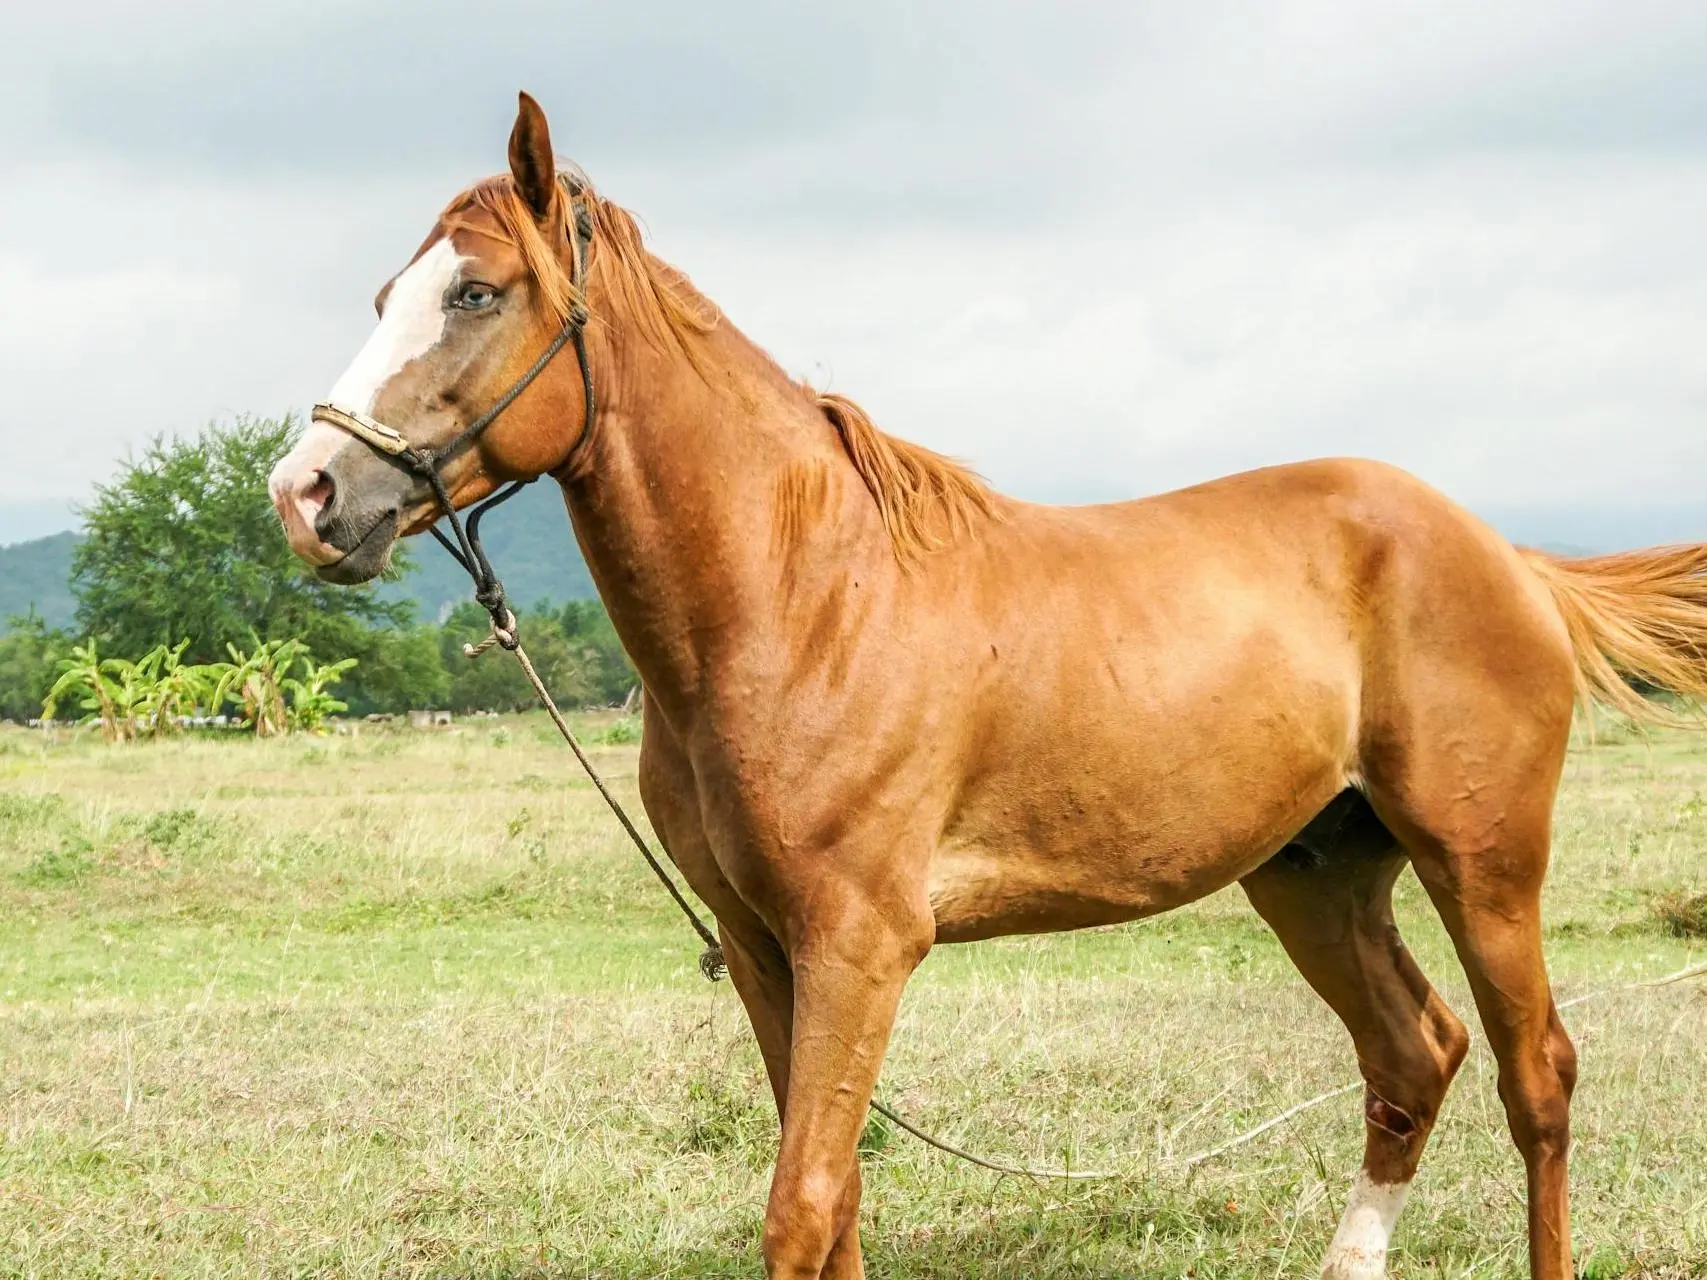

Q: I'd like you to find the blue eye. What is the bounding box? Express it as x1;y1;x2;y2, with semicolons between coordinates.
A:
453;282;497;311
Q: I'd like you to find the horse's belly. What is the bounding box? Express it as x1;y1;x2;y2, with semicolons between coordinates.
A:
926;824;1279;943
926;725;1352;943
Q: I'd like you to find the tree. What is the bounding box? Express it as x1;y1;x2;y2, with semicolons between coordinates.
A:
72;415;414;668
558;598;639;705
0;613;67;722
287;612;447;716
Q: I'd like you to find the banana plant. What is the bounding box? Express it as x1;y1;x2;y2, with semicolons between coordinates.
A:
282;655;358;732
103;654;157;737
43;639;130;742
210;639;304;737
134;640;212;736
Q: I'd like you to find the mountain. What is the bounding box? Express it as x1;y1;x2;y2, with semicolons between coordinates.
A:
0;532;78;627
0;485;596;633
379;481;598;620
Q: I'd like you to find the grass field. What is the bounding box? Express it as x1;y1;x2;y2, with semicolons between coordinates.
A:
2;715;1704;1278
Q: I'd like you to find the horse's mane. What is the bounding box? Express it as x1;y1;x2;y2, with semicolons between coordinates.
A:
816;393;994;563
444;172;993;561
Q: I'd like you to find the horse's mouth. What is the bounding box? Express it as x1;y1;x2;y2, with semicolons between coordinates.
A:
314;509;400;585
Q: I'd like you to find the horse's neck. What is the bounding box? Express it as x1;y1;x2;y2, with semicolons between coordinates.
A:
560;323;892;730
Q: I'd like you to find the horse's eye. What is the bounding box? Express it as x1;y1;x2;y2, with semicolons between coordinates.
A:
453;283;497;311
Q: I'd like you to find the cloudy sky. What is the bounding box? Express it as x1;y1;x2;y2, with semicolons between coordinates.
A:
3;0;1705;546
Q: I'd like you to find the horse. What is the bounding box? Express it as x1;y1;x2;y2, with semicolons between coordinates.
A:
269;92;1707;1280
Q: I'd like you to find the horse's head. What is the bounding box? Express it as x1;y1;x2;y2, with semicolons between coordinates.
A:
270;92;590;584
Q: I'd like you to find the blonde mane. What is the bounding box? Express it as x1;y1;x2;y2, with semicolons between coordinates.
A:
443;171;992;560
816;393;995;563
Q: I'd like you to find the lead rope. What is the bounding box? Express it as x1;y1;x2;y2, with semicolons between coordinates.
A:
462;613;1119;1179
463;614;727;982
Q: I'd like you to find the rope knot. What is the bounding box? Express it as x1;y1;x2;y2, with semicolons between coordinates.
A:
462;608;519;660
699;944;727;983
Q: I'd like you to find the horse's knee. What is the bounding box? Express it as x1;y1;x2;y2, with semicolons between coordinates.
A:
1363;995;1468;1128
1497;1065;1573;1160
1427;998;1472;1091
822;1165;864;1276
1495;1013;1576;1159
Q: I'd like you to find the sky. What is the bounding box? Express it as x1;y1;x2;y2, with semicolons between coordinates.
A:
3;0;1706;547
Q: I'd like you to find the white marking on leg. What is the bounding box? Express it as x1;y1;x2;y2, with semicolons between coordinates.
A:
1320;1171;1410;1280
328;236;467;413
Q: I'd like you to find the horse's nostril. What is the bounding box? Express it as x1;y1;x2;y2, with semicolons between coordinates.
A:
308;470;337;536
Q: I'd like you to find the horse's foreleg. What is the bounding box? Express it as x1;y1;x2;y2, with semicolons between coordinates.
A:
759;899;928;1280
638;725;874;1275
722;926;867;1279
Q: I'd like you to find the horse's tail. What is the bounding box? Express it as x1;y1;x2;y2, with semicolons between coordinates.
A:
1521;544;1707;724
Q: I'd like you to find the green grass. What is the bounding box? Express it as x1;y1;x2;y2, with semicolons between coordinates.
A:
1;716;1704;1277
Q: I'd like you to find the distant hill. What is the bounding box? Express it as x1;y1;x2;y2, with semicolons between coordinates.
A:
0;532;78;627
379;481;598;620
0;485;595;633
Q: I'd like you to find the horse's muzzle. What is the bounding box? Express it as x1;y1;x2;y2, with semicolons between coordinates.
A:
313;508;400;584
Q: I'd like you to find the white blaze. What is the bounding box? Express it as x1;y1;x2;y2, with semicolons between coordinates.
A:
267;237;469;533
1320;1172;1410;1280
327;236;466;414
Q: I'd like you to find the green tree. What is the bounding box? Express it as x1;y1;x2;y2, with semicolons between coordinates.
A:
292;614;447;716
0;613;68;722
72;415;413;669
558;599;639;705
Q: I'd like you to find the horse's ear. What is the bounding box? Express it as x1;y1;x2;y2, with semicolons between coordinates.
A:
508;91;556;221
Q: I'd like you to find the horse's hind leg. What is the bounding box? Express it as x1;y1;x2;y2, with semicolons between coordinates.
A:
1390;808;1577;1280
1242;795;1470;1280
1360;666;1577;1278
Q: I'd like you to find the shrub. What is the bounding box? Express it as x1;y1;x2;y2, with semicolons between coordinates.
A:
44;636;357;739
1654;890;1707;938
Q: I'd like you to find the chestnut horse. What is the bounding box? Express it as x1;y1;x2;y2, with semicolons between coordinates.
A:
270;93;1707;1280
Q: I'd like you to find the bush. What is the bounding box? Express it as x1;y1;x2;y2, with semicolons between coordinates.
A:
439;602;591;713
1655;890;1707;938
41;636;359;738
0;613;67;722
